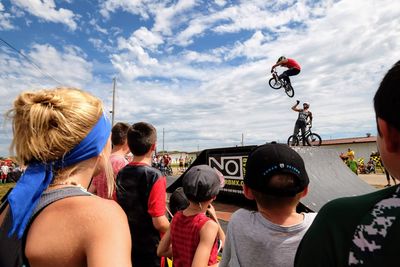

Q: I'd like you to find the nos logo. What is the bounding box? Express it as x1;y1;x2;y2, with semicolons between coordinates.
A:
208;155;246;180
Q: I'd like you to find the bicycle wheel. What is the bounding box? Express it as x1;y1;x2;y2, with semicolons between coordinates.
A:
167;167;173;176
269;77;282;89
306;133;322;146
287;135;299;146
285;83;295;98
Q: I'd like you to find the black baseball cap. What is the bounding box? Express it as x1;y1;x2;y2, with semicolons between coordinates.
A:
244;143;309;197
183;165;221;202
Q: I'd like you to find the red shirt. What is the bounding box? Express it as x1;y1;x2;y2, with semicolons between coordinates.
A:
92;154;128;200
170;212;218;267
283;58;301;70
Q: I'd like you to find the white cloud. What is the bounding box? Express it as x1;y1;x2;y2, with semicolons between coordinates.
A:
11;0;77;30
89;18;108;34
226;31;270;60
100;0;197;37
175;18;208;46
88;38;113;53
20;44;93;87
214;0;226;7
0;2;14;30
152;0;197;35
133;27;164;50
181;50;222;64
100;0;152;19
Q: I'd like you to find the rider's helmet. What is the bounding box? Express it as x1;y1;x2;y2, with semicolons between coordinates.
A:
303;102;310;109
277;56;286;63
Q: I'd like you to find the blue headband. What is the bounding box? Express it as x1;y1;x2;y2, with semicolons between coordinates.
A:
8;113;111;239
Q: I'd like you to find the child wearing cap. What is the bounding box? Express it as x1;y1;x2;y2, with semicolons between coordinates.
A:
157;165;225;267
220;143;316;267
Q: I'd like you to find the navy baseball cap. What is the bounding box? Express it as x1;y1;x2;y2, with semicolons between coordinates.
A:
244;143;309;197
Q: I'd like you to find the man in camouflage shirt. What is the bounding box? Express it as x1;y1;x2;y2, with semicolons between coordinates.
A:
295;61;400;267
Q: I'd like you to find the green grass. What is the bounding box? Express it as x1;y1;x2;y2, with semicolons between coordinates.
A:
0;183;15;200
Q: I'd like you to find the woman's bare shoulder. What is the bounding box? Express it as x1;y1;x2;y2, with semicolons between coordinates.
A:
63;195;127;225
32;194;128;235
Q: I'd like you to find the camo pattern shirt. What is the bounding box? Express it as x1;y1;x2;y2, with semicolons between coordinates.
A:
349;186;400;265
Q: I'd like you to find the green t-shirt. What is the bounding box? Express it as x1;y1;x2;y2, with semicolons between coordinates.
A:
294;184;400;267
347;160;358;174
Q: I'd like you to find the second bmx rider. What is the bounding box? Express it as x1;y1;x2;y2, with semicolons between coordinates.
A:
292;100;313;146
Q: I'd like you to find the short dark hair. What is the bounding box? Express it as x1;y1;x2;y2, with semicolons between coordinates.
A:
251;173;301;208
169;187;189;215
127;122;157;156
111;122;130;146
374;61;400;134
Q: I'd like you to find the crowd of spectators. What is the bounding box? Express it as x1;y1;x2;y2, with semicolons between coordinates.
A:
0;161;22;184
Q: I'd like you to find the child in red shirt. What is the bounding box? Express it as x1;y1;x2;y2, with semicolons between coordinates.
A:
158;165;225;267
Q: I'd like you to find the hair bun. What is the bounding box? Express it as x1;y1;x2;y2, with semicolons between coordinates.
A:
31;91;64;109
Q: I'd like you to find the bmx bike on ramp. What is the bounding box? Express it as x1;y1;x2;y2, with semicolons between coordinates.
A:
167;146;375;212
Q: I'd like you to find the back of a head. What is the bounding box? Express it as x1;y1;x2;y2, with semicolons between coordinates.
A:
244;143;309;200
8;87;103;166
182;165;221;203
374;61;400;132
169;187;189;215
127;122;157;156
111;122;130;146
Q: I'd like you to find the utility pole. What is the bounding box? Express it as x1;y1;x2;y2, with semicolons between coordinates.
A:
162;128;165;155
241;133;244;146
111;77;116;126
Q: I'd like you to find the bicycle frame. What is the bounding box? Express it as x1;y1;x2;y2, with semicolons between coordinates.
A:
271;70;281;83
296;129;311;142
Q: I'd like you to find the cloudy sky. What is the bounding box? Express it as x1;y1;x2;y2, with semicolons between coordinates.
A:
0;0;399;156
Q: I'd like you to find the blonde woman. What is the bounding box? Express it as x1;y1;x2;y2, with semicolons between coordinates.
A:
0;88;132;267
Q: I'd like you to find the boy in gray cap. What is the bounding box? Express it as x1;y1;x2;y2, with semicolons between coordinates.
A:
158;165;225;267
220;143;316;267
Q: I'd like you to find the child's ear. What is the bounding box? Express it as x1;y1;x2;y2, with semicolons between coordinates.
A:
150;143;156;152
299;185;309;198
243;185;255;200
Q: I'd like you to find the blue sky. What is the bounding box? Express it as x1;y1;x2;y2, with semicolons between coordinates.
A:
0;0;400;156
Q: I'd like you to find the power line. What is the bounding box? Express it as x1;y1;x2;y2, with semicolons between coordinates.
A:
0;37;62;85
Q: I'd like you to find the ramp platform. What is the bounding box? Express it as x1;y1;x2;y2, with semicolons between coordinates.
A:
167;145;375;212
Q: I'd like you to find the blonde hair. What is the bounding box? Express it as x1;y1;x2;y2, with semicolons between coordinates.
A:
7;87;114;196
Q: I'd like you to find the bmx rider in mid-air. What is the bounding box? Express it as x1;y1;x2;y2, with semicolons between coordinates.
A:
292;100;313;145
271;56;301;86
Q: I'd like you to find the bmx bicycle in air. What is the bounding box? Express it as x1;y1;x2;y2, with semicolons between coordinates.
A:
269;69;295;98
287;124;322;146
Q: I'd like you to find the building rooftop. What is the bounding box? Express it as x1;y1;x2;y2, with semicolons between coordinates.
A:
321;136;376;146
